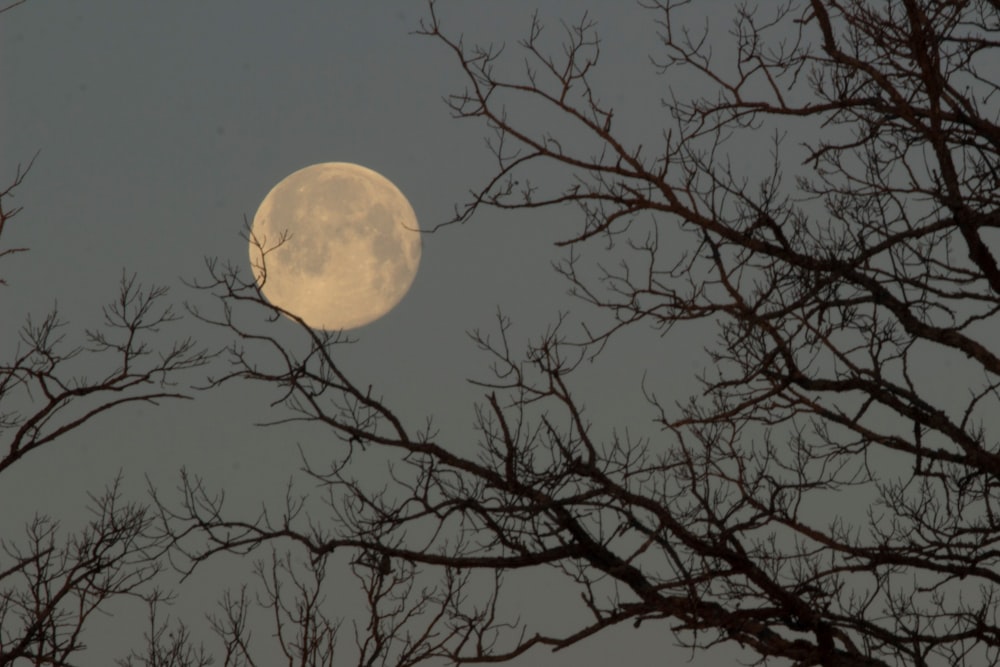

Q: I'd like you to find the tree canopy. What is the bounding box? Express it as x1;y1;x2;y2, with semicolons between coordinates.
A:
5;1;1000;666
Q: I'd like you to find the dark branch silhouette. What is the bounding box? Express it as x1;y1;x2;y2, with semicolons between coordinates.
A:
1;153;210;663
155;1;1000;665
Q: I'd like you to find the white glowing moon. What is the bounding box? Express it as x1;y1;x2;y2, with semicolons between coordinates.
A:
249;163;421;330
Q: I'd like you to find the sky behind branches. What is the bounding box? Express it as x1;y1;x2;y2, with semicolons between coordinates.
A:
2;2;772;664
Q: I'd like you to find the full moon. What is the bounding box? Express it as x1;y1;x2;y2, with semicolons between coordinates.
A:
248;162;421;330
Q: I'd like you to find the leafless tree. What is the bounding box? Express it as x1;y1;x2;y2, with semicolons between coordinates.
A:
0;155;210;664
160;2;1000;666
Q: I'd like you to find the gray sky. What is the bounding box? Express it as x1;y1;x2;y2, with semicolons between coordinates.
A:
2;1;741;664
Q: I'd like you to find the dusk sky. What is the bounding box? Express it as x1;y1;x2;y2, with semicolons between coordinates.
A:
3;1;761;664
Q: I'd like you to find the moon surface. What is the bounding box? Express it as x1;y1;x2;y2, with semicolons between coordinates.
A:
249;163;421;330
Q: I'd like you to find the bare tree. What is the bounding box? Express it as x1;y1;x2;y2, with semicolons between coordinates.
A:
160;2;1000;666
0;154;210;664
1;479;164;665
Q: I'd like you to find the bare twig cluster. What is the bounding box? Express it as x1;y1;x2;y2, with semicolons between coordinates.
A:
0;159;209;663
80;1;1000;666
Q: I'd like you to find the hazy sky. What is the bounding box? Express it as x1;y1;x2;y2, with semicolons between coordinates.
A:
2;2;741;664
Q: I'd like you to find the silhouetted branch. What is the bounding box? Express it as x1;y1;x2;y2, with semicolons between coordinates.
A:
158;2;1000;666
